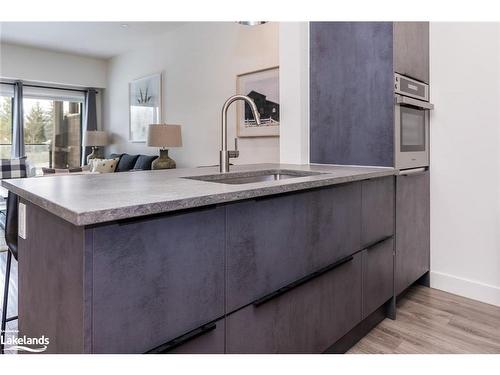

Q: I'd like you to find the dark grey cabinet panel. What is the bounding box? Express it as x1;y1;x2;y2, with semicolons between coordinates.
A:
18;199;87;353
226;183;361;312
167;319;225;354
226;253;362;353
310;22;394;167
394;22;430;83
362;238;394;318
395;171;430;295
91;207;225;353
361;176;395;248
309;22;430;168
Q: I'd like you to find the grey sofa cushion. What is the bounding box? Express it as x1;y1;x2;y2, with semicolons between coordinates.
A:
133;155;158;170
42;167;83;175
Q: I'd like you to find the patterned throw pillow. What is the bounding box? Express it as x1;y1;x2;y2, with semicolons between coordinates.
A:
0;157;27;179
90;158;119;173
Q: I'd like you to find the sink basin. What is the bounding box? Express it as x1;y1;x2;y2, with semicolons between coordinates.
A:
184;169;323;185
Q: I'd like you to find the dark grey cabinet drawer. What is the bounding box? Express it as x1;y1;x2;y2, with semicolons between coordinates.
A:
226;183;361;312
361;176;395;248
362;237;394;318
91;207;225;353
226;253;362;354
164;319;225;354
396;171;430;295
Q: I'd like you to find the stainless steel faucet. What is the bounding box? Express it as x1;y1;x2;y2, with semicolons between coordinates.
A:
220;95;261;173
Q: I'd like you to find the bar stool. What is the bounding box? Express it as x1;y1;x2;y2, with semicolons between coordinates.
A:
1;157;26;354
1;192;19;354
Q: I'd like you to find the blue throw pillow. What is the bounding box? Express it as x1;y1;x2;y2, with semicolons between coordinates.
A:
115;154;139;172
133;155;158;170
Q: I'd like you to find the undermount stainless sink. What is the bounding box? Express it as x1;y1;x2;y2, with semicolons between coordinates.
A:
184;169;323;185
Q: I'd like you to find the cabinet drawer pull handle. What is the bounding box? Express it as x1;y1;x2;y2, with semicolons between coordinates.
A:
253;255;354;307
117;205;218;226
146;322;217;353
365;236;393;251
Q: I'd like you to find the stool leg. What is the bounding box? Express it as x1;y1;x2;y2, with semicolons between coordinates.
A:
1;251;12;355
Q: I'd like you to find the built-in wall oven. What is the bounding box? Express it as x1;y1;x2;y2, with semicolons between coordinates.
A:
394;73;434;170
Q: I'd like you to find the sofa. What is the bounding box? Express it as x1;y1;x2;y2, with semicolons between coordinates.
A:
109;153;158;172
41;153;159;176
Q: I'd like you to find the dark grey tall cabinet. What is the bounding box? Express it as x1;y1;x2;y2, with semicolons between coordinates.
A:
393;22;430;84
310;22;395;167
309;22;431;298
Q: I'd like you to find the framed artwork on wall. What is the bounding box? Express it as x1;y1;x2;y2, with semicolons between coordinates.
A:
236;66;279;138
129;73;162;142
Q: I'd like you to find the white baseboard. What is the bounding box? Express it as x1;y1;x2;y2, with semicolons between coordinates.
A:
430;271;500;307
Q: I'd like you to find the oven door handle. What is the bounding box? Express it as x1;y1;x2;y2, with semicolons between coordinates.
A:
395;95;435;110
398;167;427;176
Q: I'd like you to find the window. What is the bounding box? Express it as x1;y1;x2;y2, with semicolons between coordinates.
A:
0;85;86;174
0;95;13;159
23;98;83;173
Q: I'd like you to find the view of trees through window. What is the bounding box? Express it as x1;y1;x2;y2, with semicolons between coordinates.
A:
24;100;54;144
0;96;13;158
0;95;82;174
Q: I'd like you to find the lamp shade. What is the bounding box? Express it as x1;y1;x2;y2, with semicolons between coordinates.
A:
84;130;108;147
147;124;182;148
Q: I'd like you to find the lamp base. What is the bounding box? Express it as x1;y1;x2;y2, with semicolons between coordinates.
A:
152;149;176;170
86;146;100;165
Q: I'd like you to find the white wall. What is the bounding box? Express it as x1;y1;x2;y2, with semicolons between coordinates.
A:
0;43;107;88
430;23;500;306
105;22;280;168
279;22;310;165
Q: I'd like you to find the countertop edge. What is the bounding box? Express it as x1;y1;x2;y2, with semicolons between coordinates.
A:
2;168;396;226
2;179;81;225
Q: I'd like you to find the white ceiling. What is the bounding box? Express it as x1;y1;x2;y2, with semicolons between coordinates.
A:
0;22;185;59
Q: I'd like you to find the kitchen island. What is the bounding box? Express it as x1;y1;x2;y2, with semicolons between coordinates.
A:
2;163;397;353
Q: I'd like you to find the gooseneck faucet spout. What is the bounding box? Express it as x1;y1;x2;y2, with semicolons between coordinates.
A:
220;95;261;173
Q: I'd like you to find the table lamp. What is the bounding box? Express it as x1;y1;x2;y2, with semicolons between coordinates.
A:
147;124;182;169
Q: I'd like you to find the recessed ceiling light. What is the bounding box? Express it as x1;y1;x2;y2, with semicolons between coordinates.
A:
237;21;267;26
120;23;129;28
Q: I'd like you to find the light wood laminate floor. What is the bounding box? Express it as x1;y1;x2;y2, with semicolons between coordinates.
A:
348;285;500;354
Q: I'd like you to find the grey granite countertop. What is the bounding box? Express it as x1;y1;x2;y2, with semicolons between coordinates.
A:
1;163;396;226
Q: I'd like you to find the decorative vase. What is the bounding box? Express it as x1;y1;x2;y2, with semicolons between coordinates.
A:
151;149;176;170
